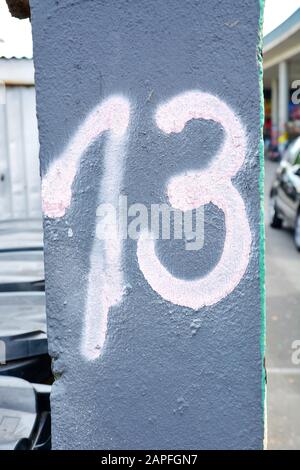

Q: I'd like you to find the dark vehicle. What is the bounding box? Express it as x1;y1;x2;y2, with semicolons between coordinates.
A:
0;289;50;383
267;143;281;162
269;137;300;251
0;220;52;449
0;376;51;450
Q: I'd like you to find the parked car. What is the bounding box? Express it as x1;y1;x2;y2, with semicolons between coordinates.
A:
0;376;51;450
269;137;300;251
0;220;52;449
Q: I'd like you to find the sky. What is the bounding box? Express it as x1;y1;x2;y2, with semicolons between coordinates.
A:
0;0;33;58
264;0;300;36
0;0;299;58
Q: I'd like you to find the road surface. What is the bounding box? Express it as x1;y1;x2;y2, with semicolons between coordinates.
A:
265;159;300;450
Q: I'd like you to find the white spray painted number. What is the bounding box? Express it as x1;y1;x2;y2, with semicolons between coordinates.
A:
137;91;251;309
42;96;131;359
42;90;251;359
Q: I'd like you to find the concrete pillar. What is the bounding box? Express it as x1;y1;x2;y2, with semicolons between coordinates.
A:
271;78;278;142
30;0;265;450
278;61;289;136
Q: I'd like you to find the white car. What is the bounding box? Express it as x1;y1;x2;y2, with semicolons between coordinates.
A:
269;137;300;251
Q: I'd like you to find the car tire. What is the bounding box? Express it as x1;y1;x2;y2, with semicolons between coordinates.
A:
294;213;300;252
269;196;282;229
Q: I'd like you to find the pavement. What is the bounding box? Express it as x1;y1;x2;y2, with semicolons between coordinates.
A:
265;159;300;450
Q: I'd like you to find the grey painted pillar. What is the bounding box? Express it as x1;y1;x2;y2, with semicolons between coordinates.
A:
278;61;289;136
271;78;278;140
30;0;265;450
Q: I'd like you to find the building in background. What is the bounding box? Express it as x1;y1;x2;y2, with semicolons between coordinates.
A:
0;29;41;222
1;7;300;218
264;8;300;158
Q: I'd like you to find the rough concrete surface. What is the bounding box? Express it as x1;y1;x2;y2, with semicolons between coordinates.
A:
30;0;264;449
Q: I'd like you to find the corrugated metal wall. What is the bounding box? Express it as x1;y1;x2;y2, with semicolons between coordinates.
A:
0;85;41;221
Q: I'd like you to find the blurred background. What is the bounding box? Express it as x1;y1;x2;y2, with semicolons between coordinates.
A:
0;0;299;450
263;0;300;450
